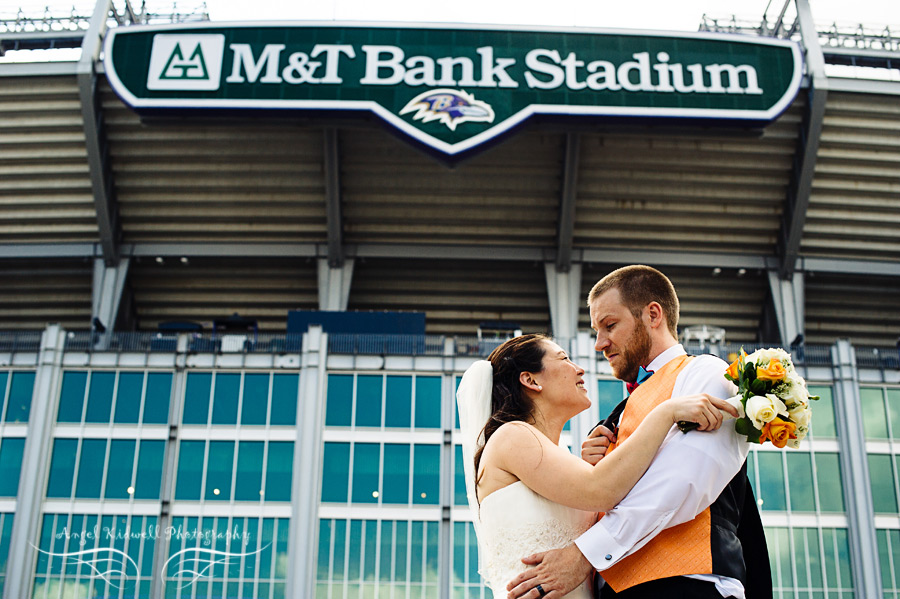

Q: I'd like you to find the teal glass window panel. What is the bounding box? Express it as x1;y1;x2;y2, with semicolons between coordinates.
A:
6;371;34;422
143;372;172;424
270;374;298;425
0;372;6;419
175;440;205;500
105;439;136;499
413;444;440;505
385;376;412;428
877;529;893;590
454;445;467;506
379;520;393;582
808;385;836;439
888;389;900;440
84;372;115;423
756;452;786;511
206;441;235;500
868;454;899;513
325;374;353;427
317;519;332;579
0;438;25;496
183;372;212;425
241;374;270;425
410;521;424;582
235;441;264;501
890;529;900;591
57;371;87;423
747;451;757;493
786;452;815;512
814;452;845;513
211;373;240;425
822;528;853;590
355;375;382;428
331;518;347;579
597;380;625;421
0;512;13;582
414;376;441;429
352;443;381;503
860;387;889;439
75;439;107;498
265;441;293;501
382;444;410;504
134;440;165;500
363;520;378;580
394;521;408;581
322;442;350;502
426;521;439;583
113;372;144;424
46;439;78;498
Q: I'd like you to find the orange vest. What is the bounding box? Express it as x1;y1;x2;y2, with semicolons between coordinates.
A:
601;354;714;592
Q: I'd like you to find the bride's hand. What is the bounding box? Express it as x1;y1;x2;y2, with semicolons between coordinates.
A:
665;394;739;431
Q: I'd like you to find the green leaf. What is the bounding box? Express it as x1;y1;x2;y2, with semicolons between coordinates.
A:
809;394;820;401
750;378;767;395
735;417;754;436
743;362;756;380
745;426;763;444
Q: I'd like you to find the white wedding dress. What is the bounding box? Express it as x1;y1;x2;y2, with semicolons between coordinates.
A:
477;481;596;599
457;361;596;599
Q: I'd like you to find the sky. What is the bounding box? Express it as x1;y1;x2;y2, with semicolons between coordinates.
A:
2;0;897;63
4;0;899;30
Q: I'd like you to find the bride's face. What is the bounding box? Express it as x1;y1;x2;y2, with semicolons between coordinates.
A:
533;340;590;417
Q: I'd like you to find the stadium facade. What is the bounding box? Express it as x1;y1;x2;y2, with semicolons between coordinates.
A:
0;0;898;597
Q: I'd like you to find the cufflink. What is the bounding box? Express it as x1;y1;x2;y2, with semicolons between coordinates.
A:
605;554;612;561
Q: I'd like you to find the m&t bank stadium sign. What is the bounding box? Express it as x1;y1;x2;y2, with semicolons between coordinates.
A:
104;23;802;156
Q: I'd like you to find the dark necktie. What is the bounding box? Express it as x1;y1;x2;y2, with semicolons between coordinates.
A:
625;365;654;395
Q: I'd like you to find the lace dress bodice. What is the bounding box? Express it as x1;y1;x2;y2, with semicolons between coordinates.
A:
477;482;597;599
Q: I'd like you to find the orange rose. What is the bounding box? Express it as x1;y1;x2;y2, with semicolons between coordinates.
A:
726;357;742;380
761;417;797;448
756;359;786;382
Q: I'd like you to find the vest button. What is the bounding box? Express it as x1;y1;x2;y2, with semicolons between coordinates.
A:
605;554;612;560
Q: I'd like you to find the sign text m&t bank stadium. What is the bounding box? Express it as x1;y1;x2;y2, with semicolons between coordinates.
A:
104;23;803;157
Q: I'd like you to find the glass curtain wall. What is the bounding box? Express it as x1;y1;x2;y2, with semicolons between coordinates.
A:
38;368;299;599
0;369;33;594
860;386;900;598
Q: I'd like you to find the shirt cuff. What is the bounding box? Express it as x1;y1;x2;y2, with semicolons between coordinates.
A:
573;522;630;572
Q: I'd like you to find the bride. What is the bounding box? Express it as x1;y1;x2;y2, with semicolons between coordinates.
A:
457;334;737;599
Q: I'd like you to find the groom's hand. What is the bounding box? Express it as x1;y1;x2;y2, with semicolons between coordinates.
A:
506;544;593;599
582;424;615;465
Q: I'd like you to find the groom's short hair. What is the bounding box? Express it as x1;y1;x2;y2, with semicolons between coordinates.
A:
588;265;680;337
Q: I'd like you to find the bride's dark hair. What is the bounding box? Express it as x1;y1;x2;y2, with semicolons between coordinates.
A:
473;333;549;498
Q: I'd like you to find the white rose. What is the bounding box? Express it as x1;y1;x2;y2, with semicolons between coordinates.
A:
788;404;811;428
746;347;792;369
786;438;802;449
745;393;789;430
779;372;810;410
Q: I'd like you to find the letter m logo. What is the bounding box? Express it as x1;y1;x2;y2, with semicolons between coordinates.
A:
147;34;225;91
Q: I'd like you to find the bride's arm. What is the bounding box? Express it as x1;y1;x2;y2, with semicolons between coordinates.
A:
488;394;736;512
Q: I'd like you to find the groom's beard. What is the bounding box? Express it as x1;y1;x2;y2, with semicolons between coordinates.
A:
614;322;652;383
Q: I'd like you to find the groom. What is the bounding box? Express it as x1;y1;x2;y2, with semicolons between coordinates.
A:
506;265;770;599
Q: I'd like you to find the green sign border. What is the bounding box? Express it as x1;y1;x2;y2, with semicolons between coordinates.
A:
103;22;803;157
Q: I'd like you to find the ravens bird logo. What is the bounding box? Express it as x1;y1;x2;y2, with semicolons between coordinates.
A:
399;89;495;131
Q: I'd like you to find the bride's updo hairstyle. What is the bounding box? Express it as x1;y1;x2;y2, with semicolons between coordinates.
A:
473;333;549;494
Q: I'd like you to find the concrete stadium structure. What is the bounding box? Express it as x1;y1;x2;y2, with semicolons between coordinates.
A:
0;0;898;597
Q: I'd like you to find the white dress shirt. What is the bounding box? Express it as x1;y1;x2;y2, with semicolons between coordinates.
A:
574;344;749;598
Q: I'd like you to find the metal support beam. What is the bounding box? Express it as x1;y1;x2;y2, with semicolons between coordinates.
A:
779;0;828;278
766;269;804;346
286;326;327;598
92;256;130;335
324;127;344;268
317;258;354;311
3;325;66;599
544;262;582;341
77;0;120;264
830;339;882;599
556;133;580;272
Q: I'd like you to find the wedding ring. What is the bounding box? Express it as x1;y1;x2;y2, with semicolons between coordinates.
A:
535;584;547;598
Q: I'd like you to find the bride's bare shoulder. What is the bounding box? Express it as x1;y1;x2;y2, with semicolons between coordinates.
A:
485;421;544;452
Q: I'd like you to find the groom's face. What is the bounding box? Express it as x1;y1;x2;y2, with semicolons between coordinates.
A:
590;288;653;382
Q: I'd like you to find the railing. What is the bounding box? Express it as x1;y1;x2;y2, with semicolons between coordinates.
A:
0;331;43;353
62;331;306;354
855;347;900;370
328;334;445;356
681;342;833;367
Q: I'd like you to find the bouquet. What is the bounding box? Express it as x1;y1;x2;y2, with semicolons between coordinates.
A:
679;348;818;448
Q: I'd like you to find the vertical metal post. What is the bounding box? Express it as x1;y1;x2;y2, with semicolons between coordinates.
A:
3;325;66;599
830;339;882;598
286;326;328;597
544;262;582;343
150;350;187;599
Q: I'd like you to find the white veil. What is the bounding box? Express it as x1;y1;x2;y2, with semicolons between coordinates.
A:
455;360;493;560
